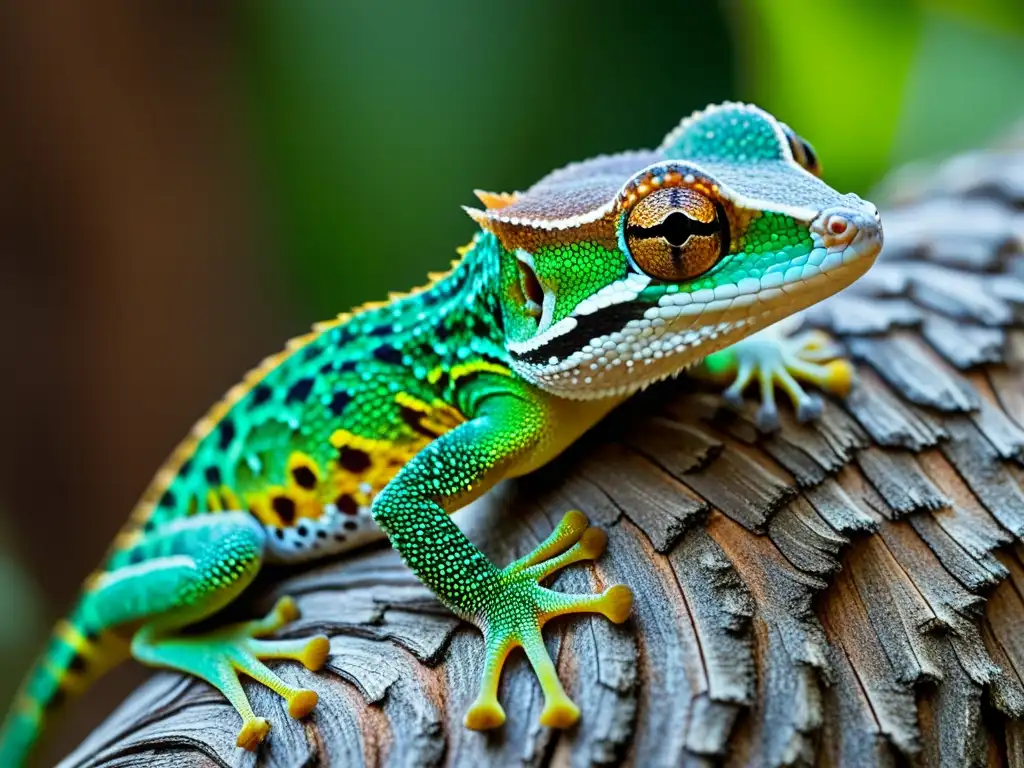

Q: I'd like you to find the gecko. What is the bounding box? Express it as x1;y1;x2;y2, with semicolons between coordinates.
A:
0;102;882;762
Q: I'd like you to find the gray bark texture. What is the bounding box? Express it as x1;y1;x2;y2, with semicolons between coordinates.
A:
60;135;1024;767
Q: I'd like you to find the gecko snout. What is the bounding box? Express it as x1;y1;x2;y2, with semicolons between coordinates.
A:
812;206;883;257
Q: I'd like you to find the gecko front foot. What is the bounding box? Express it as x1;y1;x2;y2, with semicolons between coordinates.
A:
697;317;853;432
132;596;330;751
464;510;633;731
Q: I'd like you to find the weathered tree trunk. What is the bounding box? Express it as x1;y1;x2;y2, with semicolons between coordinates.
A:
59;140;1024;767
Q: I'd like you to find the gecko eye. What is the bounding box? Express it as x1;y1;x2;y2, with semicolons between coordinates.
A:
781;123;821;177
624;188;728;282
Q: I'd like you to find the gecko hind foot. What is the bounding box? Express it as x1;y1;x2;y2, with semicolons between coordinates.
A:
464;511;633;731
700;322;853;432
132;595;329;751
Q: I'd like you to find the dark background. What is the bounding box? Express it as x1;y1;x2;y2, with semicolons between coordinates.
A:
0;0;1020;759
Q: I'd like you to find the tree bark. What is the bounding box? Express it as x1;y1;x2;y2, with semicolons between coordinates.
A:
59;139;1024;767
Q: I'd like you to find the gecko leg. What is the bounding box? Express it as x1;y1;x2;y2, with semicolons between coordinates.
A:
696;315;853;431
81;513;329;751
372;389;633;733
465;515;631;729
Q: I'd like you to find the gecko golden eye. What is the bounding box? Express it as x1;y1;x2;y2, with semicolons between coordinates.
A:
624;188;728;282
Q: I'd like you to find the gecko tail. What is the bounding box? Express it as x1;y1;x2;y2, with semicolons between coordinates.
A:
0;607;128;767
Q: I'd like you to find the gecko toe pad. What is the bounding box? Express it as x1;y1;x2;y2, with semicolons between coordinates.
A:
286;689;319;719
465;697;507;730
273;596;301;625
540;697;581;729
236;718;271;751
297;635;331;671
599;584;634;624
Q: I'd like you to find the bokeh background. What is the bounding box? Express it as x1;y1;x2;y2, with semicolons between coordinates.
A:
0;0;1021;759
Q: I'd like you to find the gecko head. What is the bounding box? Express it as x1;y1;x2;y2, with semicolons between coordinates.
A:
468;102;882;400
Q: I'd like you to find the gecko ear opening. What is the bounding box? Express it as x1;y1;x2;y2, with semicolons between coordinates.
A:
516;260;544;318
513;250;546;328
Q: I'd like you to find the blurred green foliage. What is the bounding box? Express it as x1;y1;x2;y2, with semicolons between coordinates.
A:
235;1;735;318
737;0;1024;192
235;1;1022;320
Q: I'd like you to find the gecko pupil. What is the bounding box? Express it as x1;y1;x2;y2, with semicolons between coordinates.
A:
661;212;694;247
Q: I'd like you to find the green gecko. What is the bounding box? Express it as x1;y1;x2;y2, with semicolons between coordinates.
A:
0;102;882;762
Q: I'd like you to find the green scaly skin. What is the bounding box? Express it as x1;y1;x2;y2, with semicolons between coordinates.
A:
0;103;882;762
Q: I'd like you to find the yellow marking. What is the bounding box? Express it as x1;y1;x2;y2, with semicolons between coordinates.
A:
428;360;511;386
204;486;242;513
55;620;88;653
221;487;242;511
82;569;105;593
394;392;466;436
450;360;511;382
206;490;223;512
287;452;323;485
45;663;89;695
112;530;143;552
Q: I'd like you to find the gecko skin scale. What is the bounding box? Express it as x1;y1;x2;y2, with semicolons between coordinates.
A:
0;102;882;762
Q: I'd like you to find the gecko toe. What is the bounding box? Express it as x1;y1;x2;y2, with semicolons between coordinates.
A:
236;718;271;751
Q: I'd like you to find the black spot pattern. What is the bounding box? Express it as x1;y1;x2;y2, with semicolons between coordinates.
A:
339;447;372;473
372;344;403;364
336;494;359;516
292;466;317;489
218;420;236;450
249;384;272;408
286;378;315;404
400;405;443;439
272;496;296;526
329;391;353;416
